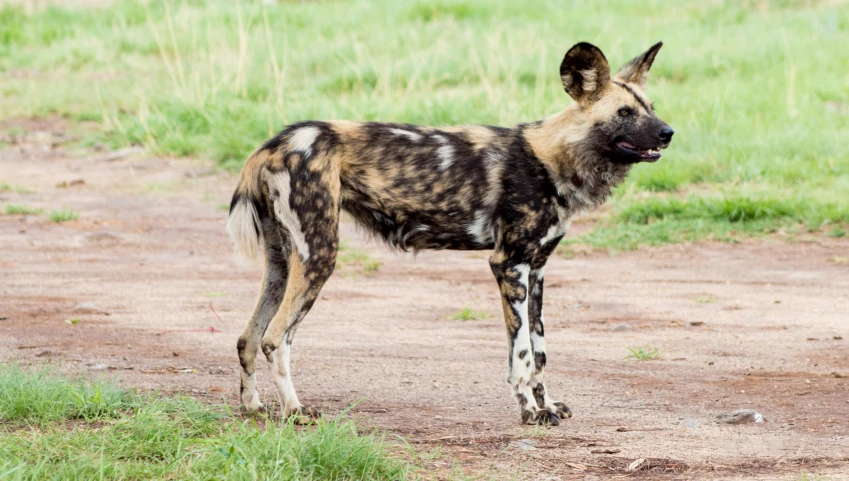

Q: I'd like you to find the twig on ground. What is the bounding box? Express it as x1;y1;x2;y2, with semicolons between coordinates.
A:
209;301;228;330
160;326;223;335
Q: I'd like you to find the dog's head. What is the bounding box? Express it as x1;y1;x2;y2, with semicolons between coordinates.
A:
560;42;673;163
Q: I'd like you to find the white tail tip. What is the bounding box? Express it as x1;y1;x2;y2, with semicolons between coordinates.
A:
227;199;263;264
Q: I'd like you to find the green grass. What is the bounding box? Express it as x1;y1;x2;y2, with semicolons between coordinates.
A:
0;365;414;480
4;204;41;215
624;346;660;361
448;307;488;321
1;0;848;248
0;366;133;424
0;183;33;194
48;209;78;222
566;194;849;249
338;240;382;274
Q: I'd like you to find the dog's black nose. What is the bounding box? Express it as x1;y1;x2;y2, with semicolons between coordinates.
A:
658;126;674;143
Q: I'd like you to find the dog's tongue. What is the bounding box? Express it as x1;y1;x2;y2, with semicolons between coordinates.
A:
620;141;636;149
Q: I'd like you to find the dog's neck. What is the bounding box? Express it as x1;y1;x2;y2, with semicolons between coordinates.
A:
523;107;631;210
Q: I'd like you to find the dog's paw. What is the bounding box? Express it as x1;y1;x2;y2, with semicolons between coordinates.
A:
289;405;322;424
551;401;572;419
521;408;561;426
241;402;268;416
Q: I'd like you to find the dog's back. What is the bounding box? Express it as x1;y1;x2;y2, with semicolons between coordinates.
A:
228;120;539;256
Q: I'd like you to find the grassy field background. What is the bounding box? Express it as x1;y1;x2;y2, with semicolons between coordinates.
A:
2;0;848;249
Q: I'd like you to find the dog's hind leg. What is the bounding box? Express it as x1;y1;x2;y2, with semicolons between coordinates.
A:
259;167;340;420
236;221;290;413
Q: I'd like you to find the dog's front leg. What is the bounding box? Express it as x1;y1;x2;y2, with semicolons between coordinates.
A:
528;267;571;421
489;253;560;425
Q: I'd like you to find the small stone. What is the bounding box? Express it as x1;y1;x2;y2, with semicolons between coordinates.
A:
683;419;700;429
626;458;646;473
590;448;620;454
36;350;54;357
511;439;536;451
208;367;227;375
717;409;764;424
690;321;704;326
611;323;632;331
73;302;100;313
89;363;109;371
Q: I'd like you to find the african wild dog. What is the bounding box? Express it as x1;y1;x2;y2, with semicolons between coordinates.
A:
227;41;674;425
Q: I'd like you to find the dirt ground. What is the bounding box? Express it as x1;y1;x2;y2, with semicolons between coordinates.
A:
2;120;848;480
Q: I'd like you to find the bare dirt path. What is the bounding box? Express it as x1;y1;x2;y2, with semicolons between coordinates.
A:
2;122;848;480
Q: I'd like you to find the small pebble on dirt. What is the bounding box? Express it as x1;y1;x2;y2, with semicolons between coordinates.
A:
73;302;100;313
209;367;228;375
683;419;700;429
626;458;647;473
611;323;632;331
690;321;704;326
89;364;109;371
590;448;620;454
717;409;764;424
511;439;536;451
35;350;54;357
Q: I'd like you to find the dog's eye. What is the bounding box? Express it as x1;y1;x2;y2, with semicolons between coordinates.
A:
618;108;633;117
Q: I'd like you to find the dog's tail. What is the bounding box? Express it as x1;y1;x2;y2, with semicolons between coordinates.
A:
226;149;268;263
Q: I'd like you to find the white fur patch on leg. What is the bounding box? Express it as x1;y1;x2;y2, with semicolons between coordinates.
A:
509;264;540;412
267;171;310;261
528;290;558;411
240;369;263;411
270;343;301;416
227;199;262;263
288;126;321;158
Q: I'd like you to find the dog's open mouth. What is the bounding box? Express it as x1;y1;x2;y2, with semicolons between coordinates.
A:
616;141;662;161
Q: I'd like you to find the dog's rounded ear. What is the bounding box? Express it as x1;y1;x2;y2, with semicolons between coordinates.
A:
616;41;663;88
560;42;611;105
